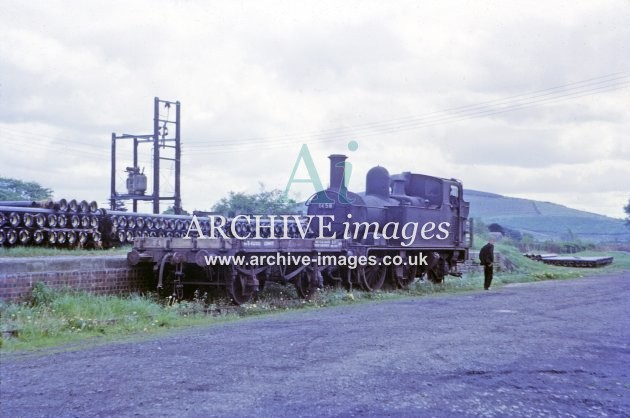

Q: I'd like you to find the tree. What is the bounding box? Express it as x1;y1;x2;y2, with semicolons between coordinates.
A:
624;197;630;227
163;206;190;215
212;184;298;217
0;177;53;201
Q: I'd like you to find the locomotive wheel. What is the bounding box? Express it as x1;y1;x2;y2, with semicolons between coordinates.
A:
345;268;361;291
294;267;317;300
426;253;446;284
427;269;444;284
361;264;387;291
387;264;418;289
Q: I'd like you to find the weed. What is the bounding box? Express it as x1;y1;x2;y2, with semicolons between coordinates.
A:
30;282;55;306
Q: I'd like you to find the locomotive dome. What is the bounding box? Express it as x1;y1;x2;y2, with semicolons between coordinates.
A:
365;166;390;198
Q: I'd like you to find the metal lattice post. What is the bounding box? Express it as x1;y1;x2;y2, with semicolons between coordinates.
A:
174;101;182;215
152;97;160;214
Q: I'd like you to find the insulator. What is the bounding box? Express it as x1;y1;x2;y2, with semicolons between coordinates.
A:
158;231;165;237
0;229;6;245
168;219;176;230
0;212;6;227
160;219;168;230
274;224;283;236
33;230;45;245
68;199;78;212
143;218;152;229
79;231;89;245
174;232;181;238
35;213;46;228
149;231;157;237
47;230;58;245
58;198;68;212
57;214;67;228
135;230;143;237
118;230;126;243
43;199;55;209
127;217;136;229
80;215;90;228
174;219;183;231
9;212;21;227
57;231;67;245
118;216;128;228
88;201;98;213
136;217;145;229
79;200;89;212
18;229;30;244
47;214;58;228
70;214;81;228
92;231;102;243
66;231;77;245
126;230;134;242
90;216;99;228
23;213;35;227
6;229;18;245
166;231;173;238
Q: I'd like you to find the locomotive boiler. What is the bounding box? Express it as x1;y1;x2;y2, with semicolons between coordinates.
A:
306;154;471;289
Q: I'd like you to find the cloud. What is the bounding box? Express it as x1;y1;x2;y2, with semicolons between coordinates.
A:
0;0;629;219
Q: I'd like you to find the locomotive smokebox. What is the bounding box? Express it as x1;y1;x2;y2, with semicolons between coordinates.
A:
328;154;347;190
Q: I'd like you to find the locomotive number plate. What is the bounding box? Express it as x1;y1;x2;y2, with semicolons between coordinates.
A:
317;203;334;209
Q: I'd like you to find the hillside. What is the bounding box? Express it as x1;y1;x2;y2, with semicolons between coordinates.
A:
464;190;629;243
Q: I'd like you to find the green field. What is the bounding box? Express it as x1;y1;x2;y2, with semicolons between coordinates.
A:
465;189;629;243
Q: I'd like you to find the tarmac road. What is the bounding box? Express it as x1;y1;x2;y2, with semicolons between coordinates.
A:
1;272;629;417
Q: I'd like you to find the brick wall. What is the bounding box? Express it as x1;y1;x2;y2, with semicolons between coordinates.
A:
0;256;153;302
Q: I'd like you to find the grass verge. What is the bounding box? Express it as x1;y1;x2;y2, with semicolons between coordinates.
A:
1;250;628;352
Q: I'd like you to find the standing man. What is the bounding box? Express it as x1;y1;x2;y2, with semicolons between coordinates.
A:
479;238;495;290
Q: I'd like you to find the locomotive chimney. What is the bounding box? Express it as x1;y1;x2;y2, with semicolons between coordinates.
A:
328;154;347;190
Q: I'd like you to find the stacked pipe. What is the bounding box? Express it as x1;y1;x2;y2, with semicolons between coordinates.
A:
0;199;102;248
1;201;314;249
100;212;193;247
218;218;311;238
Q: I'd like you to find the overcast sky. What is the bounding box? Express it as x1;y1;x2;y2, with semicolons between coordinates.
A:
1;0;629;218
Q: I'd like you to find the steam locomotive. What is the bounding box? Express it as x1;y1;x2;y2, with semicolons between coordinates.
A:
127;154;472;304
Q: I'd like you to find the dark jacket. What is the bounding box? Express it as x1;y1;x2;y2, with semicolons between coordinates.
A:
479;243;494;265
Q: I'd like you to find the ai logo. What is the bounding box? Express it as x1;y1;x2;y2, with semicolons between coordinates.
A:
283;141;358;203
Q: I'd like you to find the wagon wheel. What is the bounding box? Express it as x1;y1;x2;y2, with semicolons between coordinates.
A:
361;263;387;291
236;265;267;295
294;266;318;300
228;271;257;305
